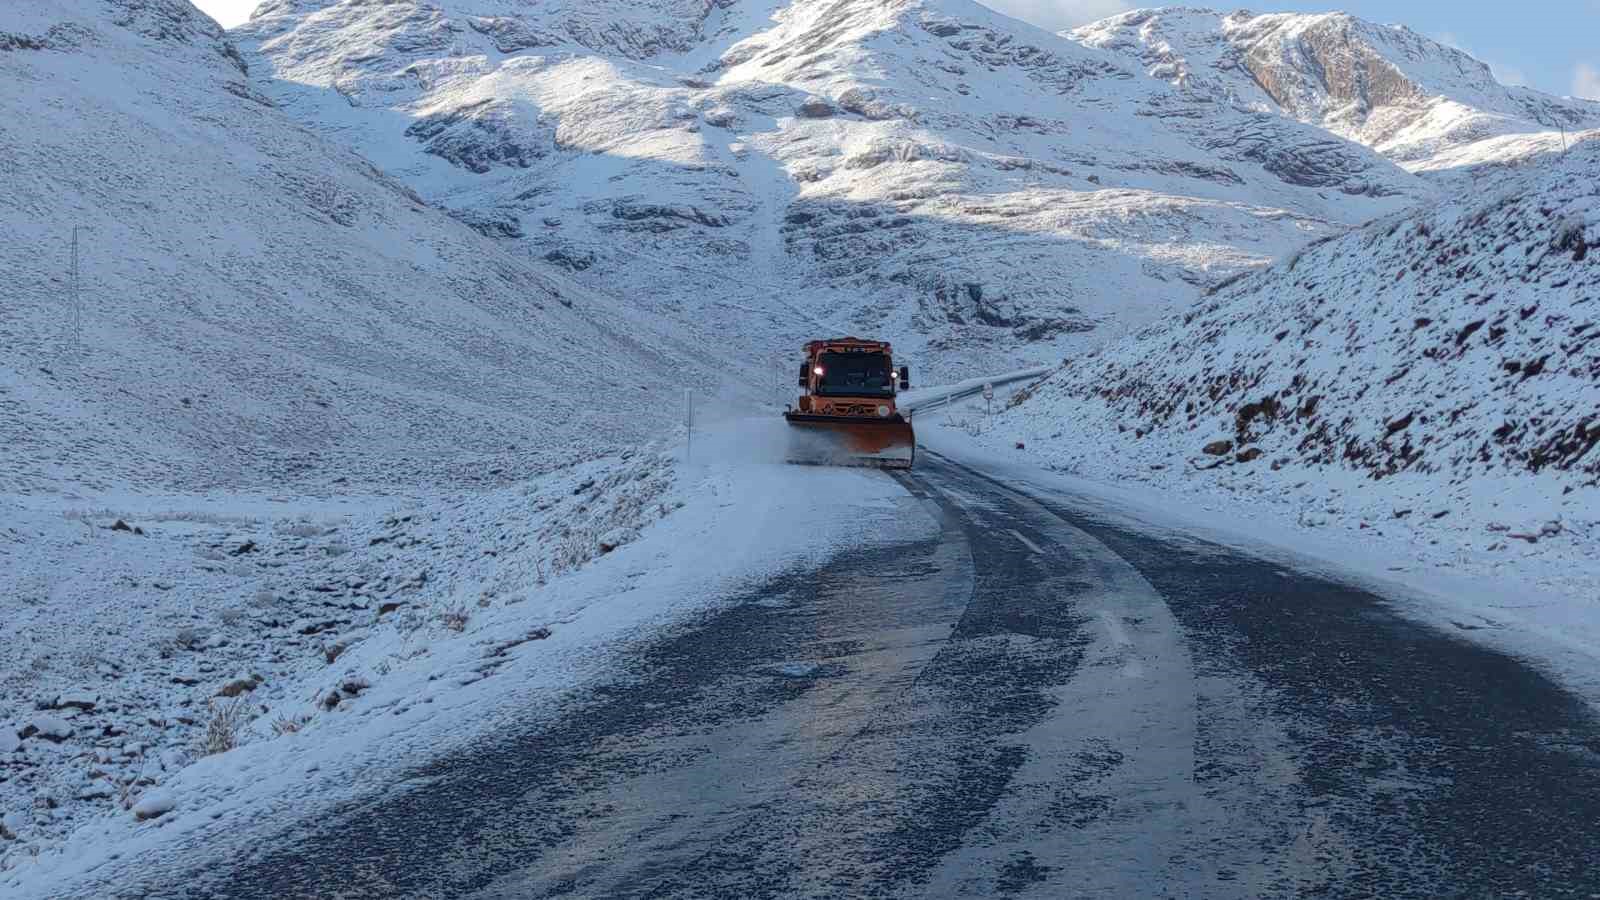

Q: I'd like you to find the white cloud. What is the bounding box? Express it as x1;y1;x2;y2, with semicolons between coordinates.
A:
975;0;1135;33
1575;62;1600;100
190;1;258;29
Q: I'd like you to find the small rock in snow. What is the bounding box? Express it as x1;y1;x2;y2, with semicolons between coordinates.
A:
132;790;175;821
24;716;73;743
217;676;260;698
54;692;98;712
597;528;628;554
796;97;835;118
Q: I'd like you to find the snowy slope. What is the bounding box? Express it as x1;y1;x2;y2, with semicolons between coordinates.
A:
983;135;1600;598
1;0;769;870
1072;8;1600;174
230;0;1430;377
0;0;737;500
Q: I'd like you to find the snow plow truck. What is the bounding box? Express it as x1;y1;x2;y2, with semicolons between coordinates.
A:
784;337;914;469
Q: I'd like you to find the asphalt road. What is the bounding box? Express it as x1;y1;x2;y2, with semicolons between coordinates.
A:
173;452;1600;898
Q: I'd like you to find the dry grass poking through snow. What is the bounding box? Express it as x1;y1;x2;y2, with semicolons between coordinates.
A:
0;450;677;872
197;698;252;758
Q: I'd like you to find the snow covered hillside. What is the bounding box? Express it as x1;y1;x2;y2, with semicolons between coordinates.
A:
230;0;1439;376
1072;9;1600;176
1;0;753;872
983;135;1599;597
0;0;732;500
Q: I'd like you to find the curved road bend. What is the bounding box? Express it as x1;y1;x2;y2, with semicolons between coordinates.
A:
98;453;1600;898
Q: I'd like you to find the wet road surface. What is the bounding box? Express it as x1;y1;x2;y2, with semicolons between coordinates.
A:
143;453;1600;897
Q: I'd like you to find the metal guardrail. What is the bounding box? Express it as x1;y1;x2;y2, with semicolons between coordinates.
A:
898;367;1052;416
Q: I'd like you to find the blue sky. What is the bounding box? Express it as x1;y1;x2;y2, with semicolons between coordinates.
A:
193;0;1599;99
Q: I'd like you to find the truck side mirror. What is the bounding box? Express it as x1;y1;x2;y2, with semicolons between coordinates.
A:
898;366;910;389
798;363;809;388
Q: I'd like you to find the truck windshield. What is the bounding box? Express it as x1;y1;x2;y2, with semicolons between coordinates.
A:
816;352;894;397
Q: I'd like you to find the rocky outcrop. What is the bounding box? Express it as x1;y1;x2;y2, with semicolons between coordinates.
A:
405;100;550;173
1234;14;1425;119
1074;8;1600;167
467;16;558;53
109;0;248;72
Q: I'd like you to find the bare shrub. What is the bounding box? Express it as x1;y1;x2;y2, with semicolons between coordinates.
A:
322;640;348;665
271;715;307;737
197;697;251;756
1006;382;1037;409
439;605;471;632
550;528;595;576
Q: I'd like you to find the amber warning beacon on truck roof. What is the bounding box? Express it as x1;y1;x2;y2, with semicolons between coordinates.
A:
783;337;915;469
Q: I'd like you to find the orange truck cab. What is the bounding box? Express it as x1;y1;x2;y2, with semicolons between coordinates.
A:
784;337;915;469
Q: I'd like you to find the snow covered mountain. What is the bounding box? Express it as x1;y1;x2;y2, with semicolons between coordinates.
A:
991;134;1598;528
230;0;1439;376
0;0;730;498
1071;9;1600;175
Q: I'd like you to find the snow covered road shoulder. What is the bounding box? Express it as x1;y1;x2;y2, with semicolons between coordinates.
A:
1;433;933;895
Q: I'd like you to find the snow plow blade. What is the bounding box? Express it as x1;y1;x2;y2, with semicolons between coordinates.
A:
783;413;916;469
